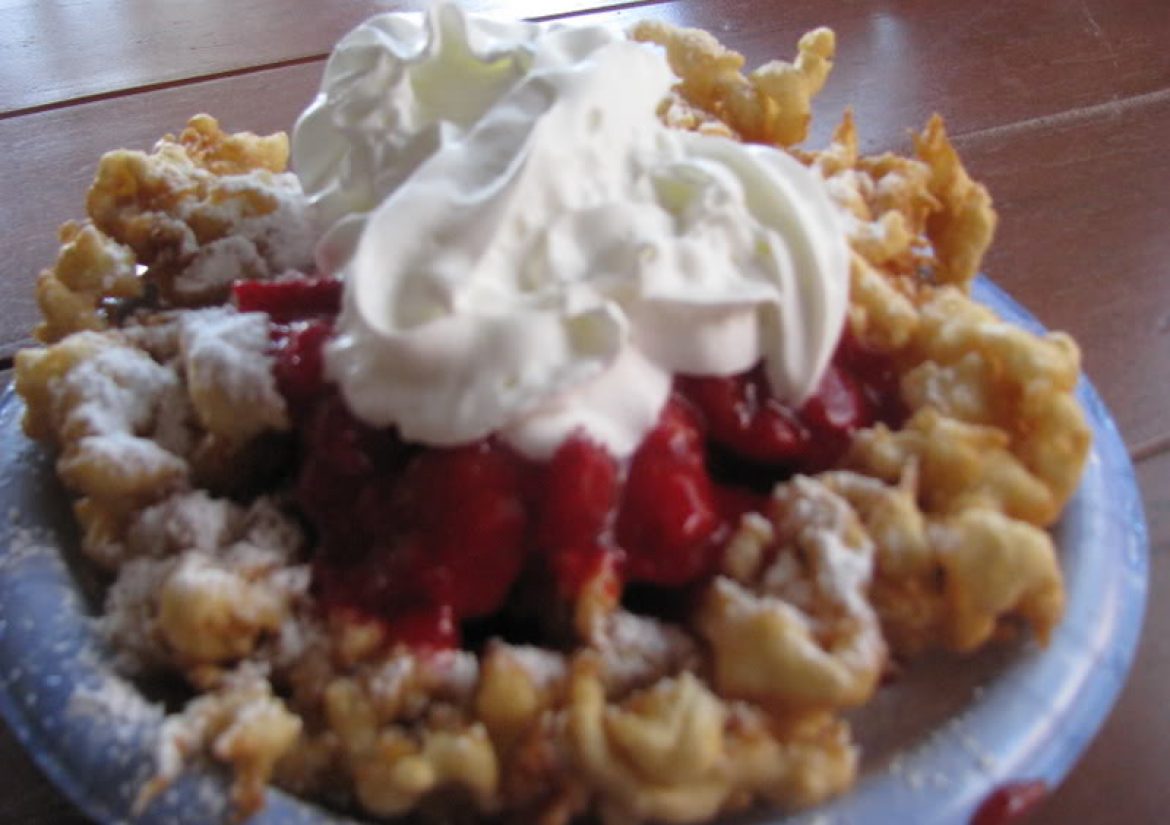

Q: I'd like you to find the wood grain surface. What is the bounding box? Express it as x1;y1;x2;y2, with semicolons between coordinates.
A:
956;93;1170;448
1033;450;1169;825
0;1;1167;823
571;0;1170;150
0;0;643;114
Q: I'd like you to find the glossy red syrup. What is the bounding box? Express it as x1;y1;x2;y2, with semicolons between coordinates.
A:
616;399;723;586
240;277;903;650
971;780;1049;825
234;276;342;322
535;435;620;600
234;278;343;409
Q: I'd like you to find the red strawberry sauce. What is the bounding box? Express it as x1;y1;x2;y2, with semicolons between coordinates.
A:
236;277;903;650
971;780;1049;825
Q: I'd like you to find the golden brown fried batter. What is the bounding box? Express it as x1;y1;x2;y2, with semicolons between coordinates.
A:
12;21;1092;825
632;20;834;146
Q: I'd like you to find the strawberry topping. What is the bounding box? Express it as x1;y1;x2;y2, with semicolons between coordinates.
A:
242;276;902;650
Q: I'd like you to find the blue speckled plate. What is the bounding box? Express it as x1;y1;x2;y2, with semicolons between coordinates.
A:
0;277;1148;825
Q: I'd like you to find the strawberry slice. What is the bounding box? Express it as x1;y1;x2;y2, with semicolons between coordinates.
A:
536;435;621;597
618;399;722;587
233;276;342;323
273;320;333;403
798;362;873;470
677;367;810;464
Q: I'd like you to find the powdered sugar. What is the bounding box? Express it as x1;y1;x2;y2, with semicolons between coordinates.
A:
592;609;699;694
101;555;175;671
178;236;266;301
178;308;289;439
126;491;244;560
58;338;182;439
68;670;164;731
499;645;566;690
0;526;62;574
164;168;315;303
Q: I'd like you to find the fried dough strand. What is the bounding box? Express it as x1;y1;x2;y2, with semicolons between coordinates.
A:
11;21;1092;825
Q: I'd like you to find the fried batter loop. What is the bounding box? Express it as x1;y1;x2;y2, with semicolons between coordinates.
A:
13;19;1091;825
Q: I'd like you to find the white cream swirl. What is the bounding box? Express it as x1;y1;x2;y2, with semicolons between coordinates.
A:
295;4;850;460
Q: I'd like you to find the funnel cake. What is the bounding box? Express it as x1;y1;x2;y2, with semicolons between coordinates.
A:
13;11;1089;825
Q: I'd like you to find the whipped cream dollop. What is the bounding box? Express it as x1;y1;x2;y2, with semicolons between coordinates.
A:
293;4;850;459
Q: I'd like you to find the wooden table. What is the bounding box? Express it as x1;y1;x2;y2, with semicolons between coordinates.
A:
0;0;1166;822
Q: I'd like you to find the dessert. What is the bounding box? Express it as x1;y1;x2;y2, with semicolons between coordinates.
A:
12;4;1091;824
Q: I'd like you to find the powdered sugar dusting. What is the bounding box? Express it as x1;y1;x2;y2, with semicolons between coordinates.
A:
502;645;566;690
178;308;289;439
0;526;62;574
60;339;181;439
154;164;315;304
68;671;164;731
593;609;699;694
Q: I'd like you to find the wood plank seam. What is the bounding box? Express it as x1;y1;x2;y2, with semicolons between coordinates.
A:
1132;433;1170;463
530;0;670;22
5;43;1166;155
0;0;674;122
951;87;1170;147
4;5;1168;137
0;54;328;123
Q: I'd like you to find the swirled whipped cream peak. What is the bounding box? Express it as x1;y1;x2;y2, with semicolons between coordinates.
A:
293;3;850;460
